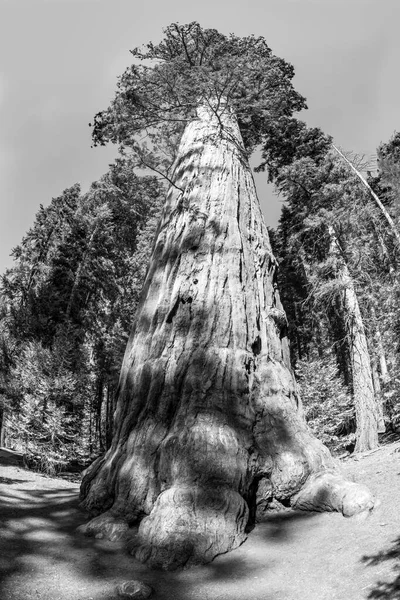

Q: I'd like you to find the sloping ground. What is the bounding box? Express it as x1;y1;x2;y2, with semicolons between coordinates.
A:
0;444;400;600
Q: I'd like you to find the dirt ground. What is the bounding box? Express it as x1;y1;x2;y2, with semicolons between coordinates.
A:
1;444;400;600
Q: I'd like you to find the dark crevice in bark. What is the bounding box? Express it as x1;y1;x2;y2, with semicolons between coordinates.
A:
251;336;262;356
279;497;292;508
166;296;181;323
244;474;263;533
244;357;252;375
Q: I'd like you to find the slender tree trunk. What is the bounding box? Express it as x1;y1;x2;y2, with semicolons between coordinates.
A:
328;227;379;451
370;218;396;275
95;377;104;452
292;302;303;360
371;358;381;396
371;358;386;433
105;382;113;450
57;221;100;376
370;307;390;385
370;306;388;432
79;104;375;569
313;318;325;359
377;337;390;384
0;408;6;447
328;296;352;388
88;406;93;455
65;222;100;323
332;144;400;247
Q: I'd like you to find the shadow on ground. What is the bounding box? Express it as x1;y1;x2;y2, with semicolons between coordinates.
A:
362;537;400;599
0;464;319;600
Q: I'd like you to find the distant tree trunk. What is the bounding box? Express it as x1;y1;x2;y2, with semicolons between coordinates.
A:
332;144;400;248
105;382;114;450
95;377;104;452
65;222;100;324
371;358;386;433
79;104;375;569
371;357;381;396
370;217;396;275
377;337;390;384
370;307;390;386
57;221;101;376
328;226;380;451
292;302;304;360
327;296;352;388
88;406;93;455
297;250;326;360
0;408;6;447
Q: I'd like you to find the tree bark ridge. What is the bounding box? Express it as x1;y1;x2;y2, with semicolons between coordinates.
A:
79;104;375;569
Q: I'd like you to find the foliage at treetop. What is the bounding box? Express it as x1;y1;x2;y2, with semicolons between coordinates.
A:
90;21;307;181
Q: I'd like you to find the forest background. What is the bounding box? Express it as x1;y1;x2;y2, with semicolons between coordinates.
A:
1;0;400;473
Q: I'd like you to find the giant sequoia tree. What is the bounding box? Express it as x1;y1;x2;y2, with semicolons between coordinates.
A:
80;23;374;569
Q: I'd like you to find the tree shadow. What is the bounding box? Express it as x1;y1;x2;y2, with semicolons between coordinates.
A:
0;476;29;484
362;537;400;599
255;508;319;541
0;462;321;600
0;476;132;598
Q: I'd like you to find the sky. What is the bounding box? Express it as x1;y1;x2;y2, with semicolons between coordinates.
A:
0;0;399;274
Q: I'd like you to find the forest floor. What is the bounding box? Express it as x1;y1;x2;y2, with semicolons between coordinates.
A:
1;443;400;600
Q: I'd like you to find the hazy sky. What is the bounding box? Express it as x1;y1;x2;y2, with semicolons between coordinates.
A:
1;0;399;273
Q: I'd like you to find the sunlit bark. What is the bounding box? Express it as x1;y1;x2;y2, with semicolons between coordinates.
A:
79;105;375;569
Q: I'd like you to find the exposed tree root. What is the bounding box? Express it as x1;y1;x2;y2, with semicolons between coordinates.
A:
78;511;129;542
292;471;375;517
127;485;248;570
79;466;375;570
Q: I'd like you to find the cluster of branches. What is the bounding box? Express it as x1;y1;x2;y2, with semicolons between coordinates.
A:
91;22;306;183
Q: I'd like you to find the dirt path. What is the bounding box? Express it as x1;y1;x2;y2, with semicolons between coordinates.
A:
1;445;400;600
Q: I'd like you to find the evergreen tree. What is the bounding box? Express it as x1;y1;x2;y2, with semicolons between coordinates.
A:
0;159;162;470
79;23;374;569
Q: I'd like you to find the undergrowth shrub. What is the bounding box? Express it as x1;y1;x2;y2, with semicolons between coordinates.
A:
5;340;91;475
296;355;355;454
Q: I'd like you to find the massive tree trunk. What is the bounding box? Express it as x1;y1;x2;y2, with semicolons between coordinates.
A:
328;227;380;451
79;104;375;569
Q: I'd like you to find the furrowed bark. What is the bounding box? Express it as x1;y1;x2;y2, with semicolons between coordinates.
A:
328;227;380;451
79;104;375;569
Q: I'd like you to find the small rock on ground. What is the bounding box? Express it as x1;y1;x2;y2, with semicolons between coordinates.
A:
116;579;153;598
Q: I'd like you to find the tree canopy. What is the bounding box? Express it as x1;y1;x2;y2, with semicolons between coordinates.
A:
91;21;307;180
